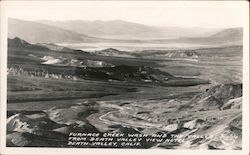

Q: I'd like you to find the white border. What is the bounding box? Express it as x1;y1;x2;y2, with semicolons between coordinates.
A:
0;1;249;155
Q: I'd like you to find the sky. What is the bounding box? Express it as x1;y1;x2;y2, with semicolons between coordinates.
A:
1;1;248;28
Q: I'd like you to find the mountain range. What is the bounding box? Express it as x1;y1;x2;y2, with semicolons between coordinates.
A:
8;18;243;46
37;19;221;40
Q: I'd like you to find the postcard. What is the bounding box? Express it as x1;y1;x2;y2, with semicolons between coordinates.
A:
0;1;249;155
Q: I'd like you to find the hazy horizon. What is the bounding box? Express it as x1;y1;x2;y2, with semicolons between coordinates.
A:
9;17;243;29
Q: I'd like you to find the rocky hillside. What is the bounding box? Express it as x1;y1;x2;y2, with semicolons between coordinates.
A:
179;83;242;111
8;37;50;51
93;48;137;58
36;43;74;52
75;65;175;82
140;49;199;59
6;83;242;149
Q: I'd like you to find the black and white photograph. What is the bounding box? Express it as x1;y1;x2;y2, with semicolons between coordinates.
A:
0;1;249;155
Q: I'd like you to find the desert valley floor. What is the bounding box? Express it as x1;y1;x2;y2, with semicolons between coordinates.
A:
6;36;243;149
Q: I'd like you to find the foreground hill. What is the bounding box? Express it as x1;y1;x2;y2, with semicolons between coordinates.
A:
6;83;242;149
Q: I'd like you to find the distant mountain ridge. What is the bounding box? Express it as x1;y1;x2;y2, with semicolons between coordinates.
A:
37;19;221;40
9;18;243;46
210;28;243;39
8;18;97;43
211;28;243;37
